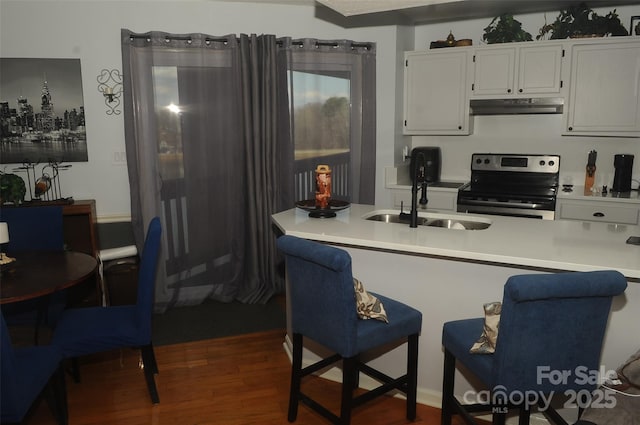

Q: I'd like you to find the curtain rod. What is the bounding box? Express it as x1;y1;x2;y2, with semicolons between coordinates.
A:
287;40;372;50
128;34;372;50
128;34;231;44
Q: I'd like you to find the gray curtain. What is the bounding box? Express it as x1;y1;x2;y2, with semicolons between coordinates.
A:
121;30;374;311
237;34;294;303
121;30;292;311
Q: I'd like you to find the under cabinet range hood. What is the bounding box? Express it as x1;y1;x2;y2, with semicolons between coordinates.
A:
470;97;564;115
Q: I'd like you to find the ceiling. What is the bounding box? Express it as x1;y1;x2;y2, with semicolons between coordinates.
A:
313;0;640;25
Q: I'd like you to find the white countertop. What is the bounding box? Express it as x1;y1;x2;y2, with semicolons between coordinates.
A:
272;204;640;280
558;185;640;204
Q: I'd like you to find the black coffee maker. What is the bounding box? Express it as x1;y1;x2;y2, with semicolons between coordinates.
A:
410;147;441;183
612;154;634;192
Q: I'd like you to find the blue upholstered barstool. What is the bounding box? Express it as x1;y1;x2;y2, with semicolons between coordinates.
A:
277;235;422;425
441;270;627;425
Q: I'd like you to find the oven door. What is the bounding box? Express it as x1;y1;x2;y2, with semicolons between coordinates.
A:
456;201;555;220
457;190;556;220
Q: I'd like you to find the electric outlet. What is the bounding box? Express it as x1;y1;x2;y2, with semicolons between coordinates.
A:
112;151;127;165
403;146;409;161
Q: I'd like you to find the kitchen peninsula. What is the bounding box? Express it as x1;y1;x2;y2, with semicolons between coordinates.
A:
272;204;640;420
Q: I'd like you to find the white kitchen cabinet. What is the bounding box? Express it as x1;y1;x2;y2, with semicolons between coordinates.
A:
471;44;563;97
564;39;640;137
403;49;471;135
557;198;639;225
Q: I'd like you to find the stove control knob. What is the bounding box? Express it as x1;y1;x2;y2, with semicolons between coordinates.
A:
539;160;546;166
484;159;490;164
476;158;482;164
549;160;555;166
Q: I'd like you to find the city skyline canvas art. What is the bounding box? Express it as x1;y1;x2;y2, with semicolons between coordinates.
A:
0;58;88;164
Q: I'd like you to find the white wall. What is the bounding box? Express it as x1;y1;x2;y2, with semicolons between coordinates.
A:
409;5;640;187
1;1;639;219
0;0;400;219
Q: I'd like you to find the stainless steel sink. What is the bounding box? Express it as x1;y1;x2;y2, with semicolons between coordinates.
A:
426;219;490;230
363;211;491;230
364;213;429;226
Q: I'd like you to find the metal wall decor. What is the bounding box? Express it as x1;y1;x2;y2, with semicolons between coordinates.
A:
97;69;123;115
14;161;72;203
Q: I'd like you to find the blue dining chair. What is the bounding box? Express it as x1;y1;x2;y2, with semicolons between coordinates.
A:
277;235;423;425
0;206;64;253
0;312;68;425
0;205;66;340
441;270;628;425
50;217;162;403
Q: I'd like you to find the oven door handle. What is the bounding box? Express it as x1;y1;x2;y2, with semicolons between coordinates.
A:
457;199;551;209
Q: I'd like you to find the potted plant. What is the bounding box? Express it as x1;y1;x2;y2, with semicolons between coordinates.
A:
537;2;628;40
0;172;26;205
483;14;533;44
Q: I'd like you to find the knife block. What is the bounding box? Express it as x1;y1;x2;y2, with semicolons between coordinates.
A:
584;164;596;193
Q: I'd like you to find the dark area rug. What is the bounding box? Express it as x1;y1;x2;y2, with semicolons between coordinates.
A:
152;295;286;346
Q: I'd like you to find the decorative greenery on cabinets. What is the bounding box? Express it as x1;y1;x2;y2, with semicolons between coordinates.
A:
483;14;533;44
537;2;628;40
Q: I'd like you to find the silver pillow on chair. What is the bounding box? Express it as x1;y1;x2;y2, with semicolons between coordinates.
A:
353;277;389;323
470;301;502;354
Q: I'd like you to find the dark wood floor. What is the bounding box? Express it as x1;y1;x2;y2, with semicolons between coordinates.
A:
25;329;471;425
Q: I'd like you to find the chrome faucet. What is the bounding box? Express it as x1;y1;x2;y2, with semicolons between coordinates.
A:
410;152;428;228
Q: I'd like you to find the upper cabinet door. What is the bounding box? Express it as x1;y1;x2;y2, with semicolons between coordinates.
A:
472;47;516;96
403;49;471;135
565;40;640;137
518;45;563;94
471;44;563;98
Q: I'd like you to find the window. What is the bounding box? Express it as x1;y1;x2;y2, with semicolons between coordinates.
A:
152;66;184;180
287;41;376;204
290;70;351;200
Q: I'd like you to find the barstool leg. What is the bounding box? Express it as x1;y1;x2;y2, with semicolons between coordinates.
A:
407;333;419;420
340;356;357;425
441;349;455;425
288;333;303;422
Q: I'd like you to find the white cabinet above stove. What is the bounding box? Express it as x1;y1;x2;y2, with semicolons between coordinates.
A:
471;44;563;98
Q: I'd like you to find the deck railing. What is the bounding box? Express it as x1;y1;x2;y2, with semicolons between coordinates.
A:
294;151;350;202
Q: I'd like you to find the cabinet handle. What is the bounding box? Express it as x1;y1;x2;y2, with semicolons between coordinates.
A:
518;88;523;93
568;127;573;131
458;125;462;130
593;212;605;217
507;89;512;93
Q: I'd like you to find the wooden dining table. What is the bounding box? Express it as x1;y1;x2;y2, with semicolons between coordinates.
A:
0;250;98;305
